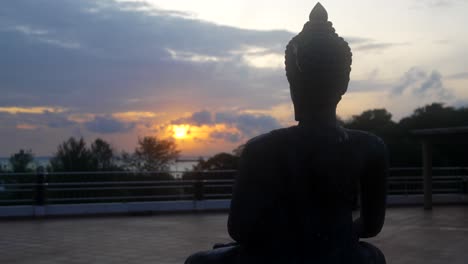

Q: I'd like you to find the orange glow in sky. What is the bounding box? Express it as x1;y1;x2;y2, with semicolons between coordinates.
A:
172;124;190;139
160;123;242;156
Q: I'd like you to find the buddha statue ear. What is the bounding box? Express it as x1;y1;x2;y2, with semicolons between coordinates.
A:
290;83;303;121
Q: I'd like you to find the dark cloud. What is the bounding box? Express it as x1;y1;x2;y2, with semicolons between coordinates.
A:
170;110;282;139
215;112;281;137
214;112;238;124
43;111;76;128
0;111;78;129
0;0;392;116
393;68;426;95
172;110;213;126
84;116;135;134
236;114;281;136
0;0;295;113
417;71;443;94
210;131;241;143
392;67;453;99
1;0;413;155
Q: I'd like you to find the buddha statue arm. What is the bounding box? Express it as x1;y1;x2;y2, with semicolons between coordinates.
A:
354;137;388;238
228;136;279;245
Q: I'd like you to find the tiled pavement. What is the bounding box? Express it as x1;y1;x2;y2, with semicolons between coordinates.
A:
1;206;467;264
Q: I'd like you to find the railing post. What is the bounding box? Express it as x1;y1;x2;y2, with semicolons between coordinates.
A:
462;173;468;194
422;140;433;210
34;167;47;216
194;179;204;201
404;178;408;196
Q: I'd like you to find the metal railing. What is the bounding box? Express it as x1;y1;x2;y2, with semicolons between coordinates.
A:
387;167;468;195
0;170;236;206
0;168;467;206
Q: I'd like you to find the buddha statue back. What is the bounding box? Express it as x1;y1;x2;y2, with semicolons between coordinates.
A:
186;3;388;264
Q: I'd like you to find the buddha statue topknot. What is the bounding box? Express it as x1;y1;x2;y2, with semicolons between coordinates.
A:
286;2;352;120
186;3;387;264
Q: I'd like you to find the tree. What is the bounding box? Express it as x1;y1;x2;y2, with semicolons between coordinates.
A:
403;103;468;166
90;138;118;171
232;144;245;157
345;108;401;151
9;149;34;173
399;103;467;130
192;152;240;171
345;109;408;167
183;152;239;181
345;109;395;134
123;136;180;171
343;104;468;167
50;137;94;172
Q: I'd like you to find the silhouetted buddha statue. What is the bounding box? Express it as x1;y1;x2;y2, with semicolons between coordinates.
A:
186;3;387;264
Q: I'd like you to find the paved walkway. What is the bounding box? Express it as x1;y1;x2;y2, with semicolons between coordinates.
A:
1;206;467;263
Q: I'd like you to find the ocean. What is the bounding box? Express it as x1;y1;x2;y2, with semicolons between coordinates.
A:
0;157;198;174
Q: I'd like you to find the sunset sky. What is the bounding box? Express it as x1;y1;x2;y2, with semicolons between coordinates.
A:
1;0;468;157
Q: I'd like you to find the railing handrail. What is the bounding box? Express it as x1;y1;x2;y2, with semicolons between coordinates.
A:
0;169;239;177
390;167;468;171
0;168;466;207
1;167;466;176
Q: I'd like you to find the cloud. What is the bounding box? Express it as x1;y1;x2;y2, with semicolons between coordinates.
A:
5;0;454;156
43;111;77;128
84;116;135;134
411;0;460;8
215;112;282;137
166;49;226;63
1;0;392;116
0;106;66;114
348;37;410;52
16;123;38;130
172;110;214;126
0;110;78;130
453;99;468;108
2;0;410;141
0;0;298;114
169;110;282;141
447;72;468;80
353;42;410;52
391;67;453;100
210;131;241;143
348;79;390;93
6;24;81;49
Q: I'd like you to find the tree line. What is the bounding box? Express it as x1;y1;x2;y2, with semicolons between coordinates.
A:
343;103;468;167
1;136;179;173
2;102;468;174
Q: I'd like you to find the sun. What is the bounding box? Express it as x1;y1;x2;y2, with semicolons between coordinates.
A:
172;125;190;139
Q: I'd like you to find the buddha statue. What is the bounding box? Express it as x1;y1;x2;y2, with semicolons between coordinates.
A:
186;3;388;264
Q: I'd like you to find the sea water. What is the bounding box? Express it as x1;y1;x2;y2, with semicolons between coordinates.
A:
0;157;199;175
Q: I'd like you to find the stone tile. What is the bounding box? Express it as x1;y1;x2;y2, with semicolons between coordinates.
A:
0;207;467;263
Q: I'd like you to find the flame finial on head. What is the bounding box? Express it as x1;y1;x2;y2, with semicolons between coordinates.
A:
309;2;328;22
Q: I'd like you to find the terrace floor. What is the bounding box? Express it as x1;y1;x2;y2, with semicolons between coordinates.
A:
1;206;468;264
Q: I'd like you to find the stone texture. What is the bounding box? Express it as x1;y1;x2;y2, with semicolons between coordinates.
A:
0;207;467;264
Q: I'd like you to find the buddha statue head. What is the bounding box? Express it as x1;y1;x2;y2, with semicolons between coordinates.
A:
285;3;352;121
